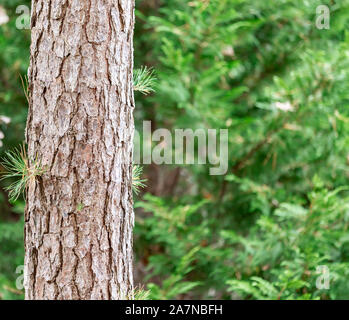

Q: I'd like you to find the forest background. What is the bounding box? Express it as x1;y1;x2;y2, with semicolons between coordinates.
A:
1;0;349;300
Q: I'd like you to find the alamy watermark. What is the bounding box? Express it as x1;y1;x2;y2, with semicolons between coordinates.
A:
15;5;30;30
316;5;330;30
15;265;26;290
15;263;332;291
134;121;228;176
316;265;330;290
13;4;331;31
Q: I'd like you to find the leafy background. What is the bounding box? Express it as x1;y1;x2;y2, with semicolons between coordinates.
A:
1;0;349;300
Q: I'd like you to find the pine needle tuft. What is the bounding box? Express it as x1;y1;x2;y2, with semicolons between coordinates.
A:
0;145;45;202
133;66;156;95
132;165;147;195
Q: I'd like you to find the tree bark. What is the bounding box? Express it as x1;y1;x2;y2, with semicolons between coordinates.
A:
25;0;135;300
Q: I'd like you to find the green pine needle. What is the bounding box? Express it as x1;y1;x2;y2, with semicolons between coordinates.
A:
0;145;45;202
19;74;29;104
133;287;151;300
126;286;151;300
132;165;147;195
133;66;156;95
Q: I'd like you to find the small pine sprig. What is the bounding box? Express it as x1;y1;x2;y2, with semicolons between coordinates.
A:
126;285;151;300
133;288;151;300
19;74;29;104
132;165;147;195
0;145;46;202
133;66;156;95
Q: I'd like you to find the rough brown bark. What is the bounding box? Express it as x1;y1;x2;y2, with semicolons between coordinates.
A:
25;0;135;300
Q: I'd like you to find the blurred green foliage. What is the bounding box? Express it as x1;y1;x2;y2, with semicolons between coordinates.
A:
1;0;349;300
0;0;30;300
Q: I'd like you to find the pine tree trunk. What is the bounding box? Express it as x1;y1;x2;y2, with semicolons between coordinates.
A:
24;0;135;300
